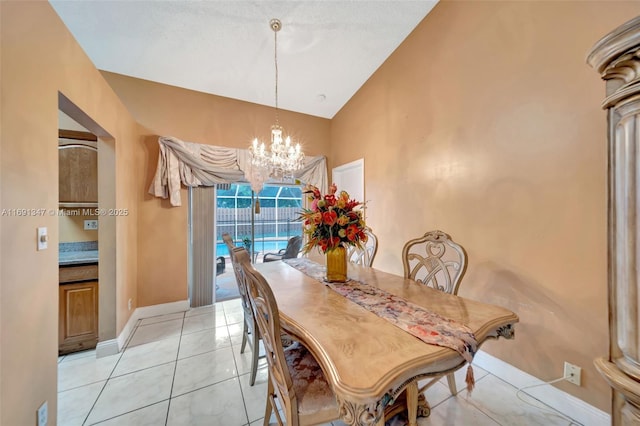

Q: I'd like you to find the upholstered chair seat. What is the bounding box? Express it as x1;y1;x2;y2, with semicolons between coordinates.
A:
284;342;339;420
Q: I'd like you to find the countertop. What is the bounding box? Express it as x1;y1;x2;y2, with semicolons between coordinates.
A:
59;250;99;266
59;241;98;266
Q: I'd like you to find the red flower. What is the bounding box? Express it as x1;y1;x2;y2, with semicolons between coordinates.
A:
346;224;359;241
322;210;337;226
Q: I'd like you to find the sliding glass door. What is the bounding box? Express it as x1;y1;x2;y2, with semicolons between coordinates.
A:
215;183;303;262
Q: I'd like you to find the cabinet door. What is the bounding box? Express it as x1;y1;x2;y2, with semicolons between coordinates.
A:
59;144;98;204
59;281;99;354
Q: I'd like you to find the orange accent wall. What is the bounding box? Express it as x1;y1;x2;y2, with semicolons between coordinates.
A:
1;2;140;425
330;0;640;412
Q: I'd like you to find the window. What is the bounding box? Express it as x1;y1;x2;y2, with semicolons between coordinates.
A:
216;184;303;258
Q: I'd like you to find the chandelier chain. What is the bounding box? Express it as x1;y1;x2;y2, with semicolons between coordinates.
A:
248;18;304;185
274;25;279;125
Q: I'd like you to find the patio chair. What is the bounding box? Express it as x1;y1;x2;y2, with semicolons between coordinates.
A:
216;256;225;275
263;235;302;262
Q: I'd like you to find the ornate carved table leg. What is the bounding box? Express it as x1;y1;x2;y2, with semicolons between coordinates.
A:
337;397;386;426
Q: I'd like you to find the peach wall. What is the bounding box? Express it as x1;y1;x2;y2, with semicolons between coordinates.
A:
330;0;640;412
1;2;140;424
101;72;331;307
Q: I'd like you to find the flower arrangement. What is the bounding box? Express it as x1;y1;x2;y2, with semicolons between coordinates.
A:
299;183;367;253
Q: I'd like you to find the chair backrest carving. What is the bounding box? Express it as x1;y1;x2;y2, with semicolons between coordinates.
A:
401;230;467;295
236;249;298;422
347;227;378;267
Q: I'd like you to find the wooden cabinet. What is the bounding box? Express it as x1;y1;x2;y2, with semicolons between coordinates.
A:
59;264;99;354
58;143;98;206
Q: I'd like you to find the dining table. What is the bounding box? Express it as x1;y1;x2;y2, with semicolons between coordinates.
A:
255;258;518;426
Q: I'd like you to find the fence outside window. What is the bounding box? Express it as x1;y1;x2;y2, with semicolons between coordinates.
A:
216;184;303;257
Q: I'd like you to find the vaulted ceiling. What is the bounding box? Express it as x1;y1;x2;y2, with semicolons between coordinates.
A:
50;1;438;119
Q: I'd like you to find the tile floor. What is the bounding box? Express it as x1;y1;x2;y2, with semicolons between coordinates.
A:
58;298;582;426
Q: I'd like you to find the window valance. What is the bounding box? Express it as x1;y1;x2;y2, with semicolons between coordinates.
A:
148;136;327;206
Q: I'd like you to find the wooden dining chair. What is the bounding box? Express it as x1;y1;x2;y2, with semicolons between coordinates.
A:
236;249;341;426
346;226;378;267
222;233;261;386
400;230;468;424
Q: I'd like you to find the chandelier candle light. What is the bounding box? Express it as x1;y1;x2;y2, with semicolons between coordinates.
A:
249;18;305;182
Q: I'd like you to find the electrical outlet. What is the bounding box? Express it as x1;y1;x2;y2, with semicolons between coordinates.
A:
564;362;581;386
84;220;98;230
37;401;48;426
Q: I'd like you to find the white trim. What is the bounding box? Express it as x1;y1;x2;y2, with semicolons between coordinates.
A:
95;300;190;358
135;299;190;319
95;339;119;358
474;350;610;426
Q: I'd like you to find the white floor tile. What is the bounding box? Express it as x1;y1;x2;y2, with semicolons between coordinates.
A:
85;363;175;424
113;335;180;377
464;374;575;425
225;309;245;325
59;349;96;363
58;352;119;391
185;304;219;318
420;379;453;409
58;299;583;426
167;377;248;426
172;346;238;397
182;310;227;334
238;369;269;423
178;326;231;359
139;311;185;326
228;321;247;346
91;400;169;426
417;395;500;425
231;340;267;376
127;318;183;348
222;298;243;311
57;380;105;426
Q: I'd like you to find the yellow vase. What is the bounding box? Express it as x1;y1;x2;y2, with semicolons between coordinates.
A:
326;245;348;282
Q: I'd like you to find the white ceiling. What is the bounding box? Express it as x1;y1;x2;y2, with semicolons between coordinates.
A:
49;0;438;119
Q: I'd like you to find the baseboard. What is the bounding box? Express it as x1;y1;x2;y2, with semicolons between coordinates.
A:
474;350;610;426
135;300;190;319
96;300;190;358
95;339;119;358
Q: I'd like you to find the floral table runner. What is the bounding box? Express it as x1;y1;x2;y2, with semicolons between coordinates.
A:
284;258;478;391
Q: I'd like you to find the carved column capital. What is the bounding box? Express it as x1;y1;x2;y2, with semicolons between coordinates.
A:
588;16;640;108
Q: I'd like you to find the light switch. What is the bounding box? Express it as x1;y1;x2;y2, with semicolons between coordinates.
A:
84;220;98;230
37;227;48;251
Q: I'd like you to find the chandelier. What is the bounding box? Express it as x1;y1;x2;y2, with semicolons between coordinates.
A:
249;18;305;181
